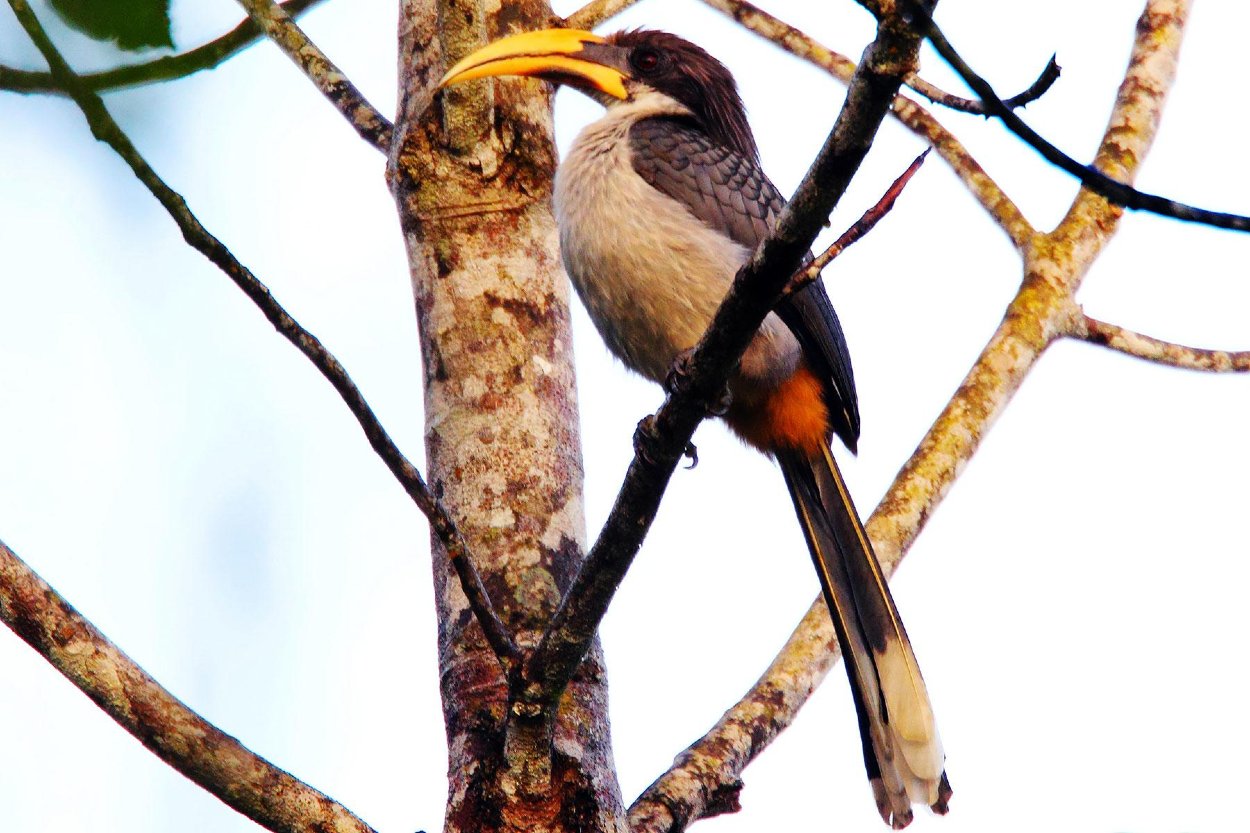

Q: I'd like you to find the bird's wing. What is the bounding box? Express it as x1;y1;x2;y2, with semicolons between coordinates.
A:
629;116;860;448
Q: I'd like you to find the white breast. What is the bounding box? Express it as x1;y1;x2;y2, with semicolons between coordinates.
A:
554;96;799;389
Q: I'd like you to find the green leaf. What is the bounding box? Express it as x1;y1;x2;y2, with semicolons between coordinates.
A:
47;0;174;51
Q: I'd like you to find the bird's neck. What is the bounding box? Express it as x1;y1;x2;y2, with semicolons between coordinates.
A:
600;89;694;130
597;88;757;162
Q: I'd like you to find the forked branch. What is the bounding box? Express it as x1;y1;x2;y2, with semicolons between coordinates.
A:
904;0;1250;232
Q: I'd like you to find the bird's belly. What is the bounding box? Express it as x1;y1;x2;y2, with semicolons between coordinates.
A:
556;149;798;389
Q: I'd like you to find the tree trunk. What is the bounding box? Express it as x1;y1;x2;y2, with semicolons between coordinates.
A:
389;2;627;831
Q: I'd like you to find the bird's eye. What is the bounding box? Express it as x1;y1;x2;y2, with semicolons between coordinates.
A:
630;47;662;75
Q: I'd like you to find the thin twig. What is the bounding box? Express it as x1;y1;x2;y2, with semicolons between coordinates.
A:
784;148;929;298
696;0;1036;251
906;54;1061;114
0;539;378;833
234;0;392;151
563;0;644;30
1076;315;1250;372
0;0;324;95
519;0;928;717
903;1;1250;232
5;0;516;670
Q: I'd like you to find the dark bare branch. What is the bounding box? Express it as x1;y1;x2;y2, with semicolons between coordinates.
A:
0;539;378;833
5;0;516;668
903;1;1250;232
0;0;324;95
907;54;1061;114
520;2;932;723
785;148;929;298
234;0;393;150
1076;315;1250;372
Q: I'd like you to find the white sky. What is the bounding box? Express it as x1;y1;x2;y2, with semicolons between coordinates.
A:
1;1;1248;831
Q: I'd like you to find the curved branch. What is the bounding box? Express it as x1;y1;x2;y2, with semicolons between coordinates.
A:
564;0;645;30
5;0;516;668
0;539;378;833
0;0;324;95
1076;315;1250;372
906;54;1061;115
234;0;392;151
697;0;1036;251
905;1;1250;233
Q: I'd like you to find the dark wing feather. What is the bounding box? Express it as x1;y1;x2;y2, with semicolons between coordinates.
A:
629;116;861;448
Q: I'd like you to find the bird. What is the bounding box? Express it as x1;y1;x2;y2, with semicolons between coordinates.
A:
440;27;951;828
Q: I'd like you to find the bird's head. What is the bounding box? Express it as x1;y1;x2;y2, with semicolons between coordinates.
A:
439;28;758;160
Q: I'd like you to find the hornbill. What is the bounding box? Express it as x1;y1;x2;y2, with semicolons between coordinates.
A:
441;27;951;828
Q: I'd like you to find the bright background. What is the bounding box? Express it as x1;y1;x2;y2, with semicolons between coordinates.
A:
2;1;1247;831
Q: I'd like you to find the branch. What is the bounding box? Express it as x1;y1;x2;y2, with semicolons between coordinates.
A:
519;0;929;721
234;0;392;151
785;148;929;298
903;1;1250;233
563;0;644;30
697;0;1036;251
0;0;324;95
5;0;516;669
0;539;378;833
905;54;1061;115
1076;315;1250;372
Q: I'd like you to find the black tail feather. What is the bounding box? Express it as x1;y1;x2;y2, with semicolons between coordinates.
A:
778;447;949;828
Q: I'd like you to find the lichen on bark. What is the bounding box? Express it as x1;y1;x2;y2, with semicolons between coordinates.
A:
389;2;626;830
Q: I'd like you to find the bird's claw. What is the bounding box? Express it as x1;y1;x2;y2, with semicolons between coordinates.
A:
665;348;732;417
633;415;662;465
663;348;697;395
683;441;698;469
633;415;699;469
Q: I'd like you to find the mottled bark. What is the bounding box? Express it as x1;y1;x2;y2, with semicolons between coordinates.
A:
388;2;624;831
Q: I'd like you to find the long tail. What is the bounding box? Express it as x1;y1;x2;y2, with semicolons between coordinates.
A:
778;445;951;829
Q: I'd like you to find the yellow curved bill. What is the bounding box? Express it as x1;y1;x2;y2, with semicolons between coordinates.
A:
439;28;627;100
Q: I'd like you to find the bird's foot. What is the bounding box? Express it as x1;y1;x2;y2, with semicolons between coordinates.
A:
664;348;732;417
633;415;698;469
663;348;697;395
